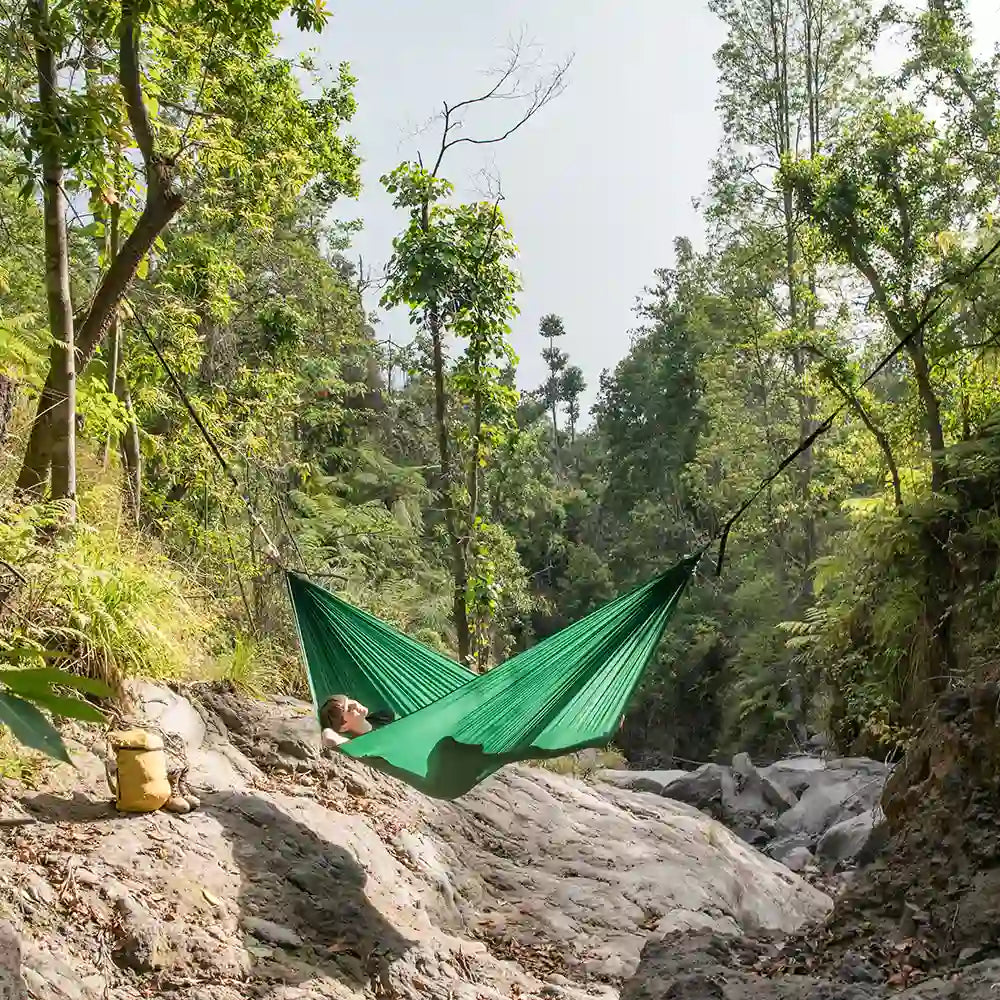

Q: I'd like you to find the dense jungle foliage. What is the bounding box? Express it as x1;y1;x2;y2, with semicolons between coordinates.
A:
1;0;999;767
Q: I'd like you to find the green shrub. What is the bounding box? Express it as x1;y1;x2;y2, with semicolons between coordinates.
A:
0;493;217;695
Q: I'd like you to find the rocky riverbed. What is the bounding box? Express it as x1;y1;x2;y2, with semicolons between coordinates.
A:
599;750;890;876
0;682;827;999
2;680;1000;999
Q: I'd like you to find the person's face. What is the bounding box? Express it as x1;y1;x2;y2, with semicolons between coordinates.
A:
341;698;372;736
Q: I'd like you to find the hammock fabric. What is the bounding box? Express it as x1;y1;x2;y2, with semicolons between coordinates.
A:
287;554;698;799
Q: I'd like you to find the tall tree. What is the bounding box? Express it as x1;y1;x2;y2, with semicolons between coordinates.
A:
709;0;869;590
28;0;76;515
559;364;586;444
538;313;568;459
382;168;521;667
380;50;567;665
1;0;359;498
785;100;986;491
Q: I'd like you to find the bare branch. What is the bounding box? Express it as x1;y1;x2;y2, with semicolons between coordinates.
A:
427;36;573;177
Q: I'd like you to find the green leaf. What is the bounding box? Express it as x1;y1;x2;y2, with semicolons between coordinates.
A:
0;693;72;765
0;667;113;699
20;691;106;725
0;646;68;663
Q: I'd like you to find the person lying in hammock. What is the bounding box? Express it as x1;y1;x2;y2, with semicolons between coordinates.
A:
319;695;395;747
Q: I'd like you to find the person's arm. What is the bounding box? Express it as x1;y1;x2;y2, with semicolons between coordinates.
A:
321;727;349;748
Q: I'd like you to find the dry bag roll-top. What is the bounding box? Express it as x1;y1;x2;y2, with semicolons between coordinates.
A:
108;728;171;813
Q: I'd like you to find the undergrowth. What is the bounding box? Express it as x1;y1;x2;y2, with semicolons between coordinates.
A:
210;633;305;701
780;414;1000;756
0;730;46;786
0;478;296;703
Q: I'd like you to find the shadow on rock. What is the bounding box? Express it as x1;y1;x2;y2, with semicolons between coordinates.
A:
19;791;119;825
203;789;412;991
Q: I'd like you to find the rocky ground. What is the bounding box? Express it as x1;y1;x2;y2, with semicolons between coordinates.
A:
598;752;889;877
621;684;1000;999
3;680;999;999
0;681;828;1000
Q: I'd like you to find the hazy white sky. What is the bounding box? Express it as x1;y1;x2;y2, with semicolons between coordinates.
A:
279;1;1000;419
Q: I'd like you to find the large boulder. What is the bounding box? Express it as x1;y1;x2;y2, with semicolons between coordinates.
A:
603;754;891;873
766;832;814;866
597;769;689;796
656;763;729;815
660;756;796;832
815;808;889;870
773;772;885;843
764;757;889;799
622;931;1000;1000
129;680;207;749
761;756;828;797
781;847;815;874
732;753;797;813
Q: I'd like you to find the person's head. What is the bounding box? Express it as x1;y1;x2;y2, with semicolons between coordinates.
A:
319;695;372;737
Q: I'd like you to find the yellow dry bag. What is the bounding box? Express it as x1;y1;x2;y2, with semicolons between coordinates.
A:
107;728;171;813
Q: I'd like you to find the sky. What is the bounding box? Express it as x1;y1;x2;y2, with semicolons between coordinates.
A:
279;1;1000;421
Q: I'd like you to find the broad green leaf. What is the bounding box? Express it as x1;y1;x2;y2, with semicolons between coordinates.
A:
0;693;72;765
18;691;106;725
0;667;113;699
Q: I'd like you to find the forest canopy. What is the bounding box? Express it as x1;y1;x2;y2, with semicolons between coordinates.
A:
1;0;999;766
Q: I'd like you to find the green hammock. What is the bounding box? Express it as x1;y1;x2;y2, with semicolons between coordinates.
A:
287;554;699;799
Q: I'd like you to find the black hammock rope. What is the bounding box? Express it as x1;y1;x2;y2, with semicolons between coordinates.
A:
123;230;1000;583
712;234;1000;575
124;300;283;565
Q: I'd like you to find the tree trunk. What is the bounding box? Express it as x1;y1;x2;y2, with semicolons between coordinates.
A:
198;308;223;382
102;198;121;469
16;1;184;493
849;251;948;494
467;355;485;670
822;370;903;507
906;337;948;491
0;374;17;447
429;310;472;665
31;0;76;515
783;186;816;586
116;369;141;524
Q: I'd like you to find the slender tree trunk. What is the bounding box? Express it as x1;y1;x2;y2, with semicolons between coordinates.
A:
960;390;972;441
0;375;17;447
823;373;903;507
467;354;485;670
906;338;948;491
101;320;119;469
198;308;223;382
547;333;562;468
117;369;141;524
31;0;76;516
102;199;122;469
429;310;472;665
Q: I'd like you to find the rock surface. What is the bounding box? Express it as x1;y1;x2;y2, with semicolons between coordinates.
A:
622;932;1000;1000
816;809;887;870
599;751;891;869
0;682;830;1000
616;683;1000;998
